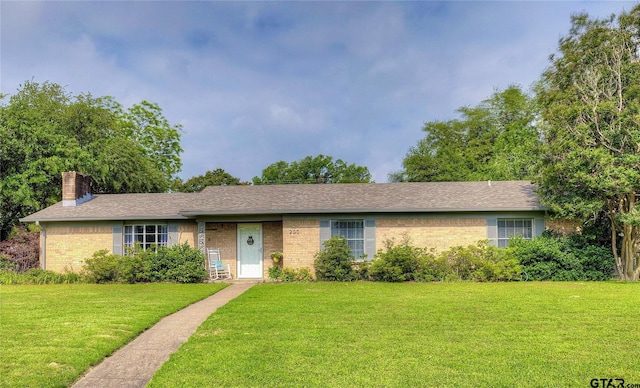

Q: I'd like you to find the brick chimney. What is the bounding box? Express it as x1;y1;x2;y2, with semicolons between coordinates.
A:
62;171;93;207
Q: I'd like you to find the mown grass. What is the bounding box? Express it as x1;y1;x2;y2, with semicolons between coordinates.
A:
0;283;227;387
150;282;640;387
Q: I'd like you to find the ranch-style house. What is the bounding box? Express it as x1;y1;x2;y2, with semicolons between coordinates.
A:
20;171;565;279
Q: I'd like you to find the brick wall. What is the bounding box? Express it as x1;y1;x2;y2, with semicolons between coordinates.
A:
282;218;319;270
546;219;581;236
40;216;515;275
43;223;113;272
263;221;283;276
43;221;199;273
376;217;487;252
205;223;238;276
178;223;197;246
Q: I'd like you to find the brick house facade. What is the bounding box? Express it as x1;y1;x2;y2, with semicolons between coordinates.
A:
21;172;550;279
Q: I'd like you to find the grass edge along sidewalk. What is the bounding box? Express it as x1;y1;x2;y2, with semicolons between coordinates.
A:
149;282;640;387
0;283;227;388
72;281;255;388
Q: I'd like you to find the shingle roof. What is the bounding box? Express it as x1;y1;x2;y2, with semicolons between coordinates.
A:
20;181;545;222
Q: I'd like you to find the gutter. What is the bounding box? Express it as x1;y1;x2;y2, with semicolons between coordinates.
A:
37;221;46;270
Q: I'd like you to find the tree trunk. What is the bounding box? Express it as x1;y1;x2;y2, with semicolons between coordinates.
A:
616;193;639;281
620;224;636;281
609;200;625;279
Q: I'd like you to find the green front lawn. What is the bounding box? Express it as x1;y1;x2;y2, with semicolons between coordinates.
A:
0;283;227;387
150;282;640;387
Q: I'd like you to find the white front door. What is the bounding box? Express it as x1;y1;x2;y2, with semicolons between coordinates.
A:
237;223;263;278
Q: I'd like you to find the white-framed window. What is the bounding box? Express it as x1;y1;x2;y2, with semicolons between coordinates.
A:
124;224;168;251
497;219;532;247
331;219;364;259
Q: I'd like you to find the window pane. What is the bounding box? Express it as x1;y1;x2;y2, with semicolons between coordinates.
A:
157;225;168;245
125;224;168;252
497;218;533;246
523;220;532;239
124;226;133;247
331;219;364;258
352;240;364;257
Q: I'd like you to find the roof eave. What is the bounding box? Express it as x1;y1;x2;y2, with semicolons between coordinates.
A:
179;207;548;217
20;206;548;223
20;215;190;223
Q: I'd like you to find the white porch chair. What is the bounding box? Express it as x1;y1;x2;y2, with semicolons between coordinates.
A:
207;248;232;280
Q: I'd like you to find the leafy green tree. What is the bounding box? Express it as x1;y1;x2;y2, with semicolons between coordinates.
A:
173;168;246;192
116;100;183;182
253;154;372;185
535;6;640;281
0;81;182;239
391;86;541;182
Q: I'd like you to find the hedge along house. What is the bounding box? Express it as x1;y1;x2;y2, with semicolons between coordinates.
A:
21;172;550;279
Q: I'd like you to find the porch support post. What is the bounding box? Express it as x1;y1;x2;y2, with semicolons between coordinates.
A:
197;221;206;254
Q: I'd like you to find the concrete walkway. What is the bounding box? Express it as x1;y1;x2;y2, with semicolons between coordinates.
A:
72;281;257;388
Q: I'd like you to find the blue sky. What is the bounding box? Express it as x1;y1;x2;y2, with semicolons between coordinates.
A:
0;1;633;183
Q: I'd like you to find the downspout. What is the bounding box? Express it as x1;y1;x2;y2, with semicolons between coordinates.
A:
37;221;46;270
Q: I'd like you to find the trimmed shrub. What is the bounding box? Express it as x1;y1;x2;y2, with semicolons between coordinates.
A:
295;267;314;282
119;251;152;283
268;265;283;280
509;232;614;281
369;239;520;283
314;236;356;281
439;241;521;282
370;238;437;282
353;260;372;281
268;266;314;282
82;250;122;283
564;233;615;280
150;243;207;283
82;243;207;284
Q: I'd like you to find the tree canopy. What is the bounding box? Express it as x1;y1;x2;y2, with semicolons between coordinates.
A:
173;168;246;192
252;154;372;185
391;85;541;182
535;6;640;281
0;81;182;239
